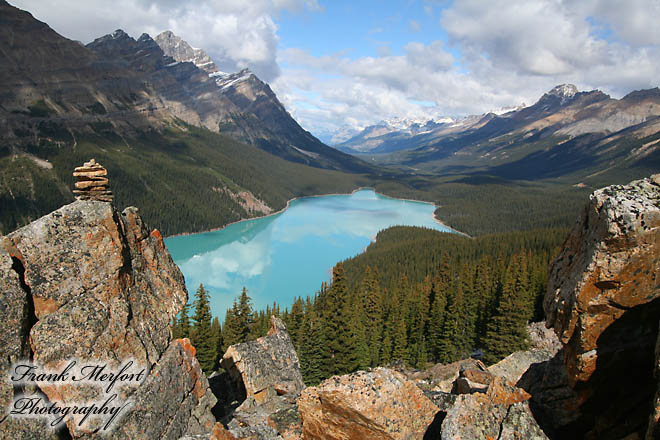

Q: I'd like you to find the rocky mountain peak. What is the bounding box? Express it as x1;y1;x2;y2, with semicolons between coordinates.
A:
111;28;129;39
535;83;580;107
547;83;578;98
622;86;660;102
154;30;220;75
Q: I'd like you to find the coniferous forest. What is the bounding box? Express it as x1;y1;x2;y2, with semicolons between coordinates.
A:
173;226;567;385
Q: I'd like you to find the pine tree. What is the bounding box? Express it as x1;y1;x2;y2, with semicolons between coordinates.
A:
237;287;254;342
191;284;216;373
391;313;408;364
361;267;383;366
222;301;241;352
174;302;191;340
321;263;362;376
428;274;448;362
214;316;224;366
300;310;325;386
482;259;531;365
437;279;466;363
211;316;222;365
287;297;305;352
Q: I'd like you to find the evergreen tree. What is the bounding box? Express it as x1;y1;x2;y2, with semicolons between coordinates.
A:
213;316;224;366
300;310;325;386
436;279;466;363
287;297;305;352
191;284;216;373
428;274;448;362
211;316;222;365
175;302;191;339
321;263;362;376
391;312;408;364
222;301;241;352
237;287;255;342
361;267;383;366
482;261;531;364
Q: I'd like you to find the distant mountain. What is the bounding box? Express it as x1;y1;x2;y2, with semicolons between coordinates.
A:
154;30;221;75
0;1;372;235
150;30;368;172
384;84;660;183
335;115;487;155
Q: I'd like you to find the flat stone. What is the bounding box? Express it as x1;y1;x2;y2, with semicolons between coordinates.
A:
74;165;104;172
73;169;107;177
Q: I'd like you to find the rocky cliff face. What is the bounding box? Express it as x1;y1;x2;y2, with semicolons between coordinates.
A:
1;1;367;176
0;200;216;438
155;31;221;75
540;174;660;438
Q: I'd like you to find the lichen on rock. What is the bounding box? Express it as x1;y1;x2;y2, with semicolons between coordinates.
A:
0;200;215;439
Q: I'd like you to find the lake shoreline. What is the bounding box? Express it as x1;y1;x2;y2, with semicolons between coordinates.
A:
165;187;465;239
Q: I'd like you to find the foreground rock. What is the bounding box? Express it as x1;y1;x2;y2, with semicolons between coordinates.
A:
0;200;215;438
299;368;440;440
542;174;660;438
488;324;560;385
217;317;304;439
442;376;547;440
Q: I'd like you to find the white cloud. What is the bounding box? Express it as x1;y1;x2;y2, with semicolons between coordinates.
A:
9;0;660;140
10;0;318;81
274;0;660;141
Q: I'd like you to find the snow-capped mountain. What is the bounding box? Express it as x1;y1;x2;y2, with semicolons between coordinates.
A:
334;115;481;154
154;30;221;75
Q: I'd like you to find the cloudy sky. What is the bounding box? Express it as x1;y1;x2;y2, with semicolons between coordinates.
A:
10;0;660;143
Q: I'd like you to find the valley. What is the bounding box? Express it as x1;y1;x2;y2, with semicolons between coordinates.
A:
1;1;659;438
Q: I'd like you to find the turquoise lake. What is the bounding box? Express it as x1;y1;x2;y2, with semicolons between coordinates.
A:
164;189;453;318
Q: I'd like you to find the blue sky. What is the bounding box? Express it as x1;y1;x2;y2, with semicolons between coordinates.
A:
277;1;453;60
11;0;660;143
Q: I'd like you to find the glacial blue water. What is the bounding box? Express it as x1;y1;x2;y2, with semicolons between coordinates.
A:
164;189;453;318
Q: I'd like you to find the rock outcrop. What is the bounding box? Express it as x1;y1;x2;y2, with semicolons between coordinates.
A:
217;317;304;439
72;159;113;202
488;322;560;385
298;368;440;440
221;317;304;406
0;200;216;438
540;174;660;438
442;376;548;440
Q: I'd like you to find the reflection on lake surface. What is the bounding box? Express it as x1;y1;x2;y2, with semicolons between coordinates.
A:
164;189;453;317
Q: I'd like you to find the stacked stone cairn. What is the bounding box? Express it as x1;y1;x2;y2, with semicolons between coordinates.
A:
72;158;113;202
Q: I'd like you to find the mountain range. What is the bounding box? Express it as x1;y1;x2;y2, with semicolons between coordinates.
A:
0;0;372;236
337;84;660;184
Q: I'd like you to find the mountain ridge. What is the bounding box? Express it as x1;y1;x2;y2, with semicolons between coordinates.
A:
337;83;660;185
0;2;374;235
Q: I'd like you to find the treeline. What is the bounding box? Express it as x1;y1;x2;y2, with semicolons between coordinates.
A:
177;226;567;385
171;285;279;374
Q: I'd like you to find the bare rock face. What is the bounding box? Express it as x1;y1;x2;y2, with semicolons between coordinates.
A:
298;368;440;440
451;360;492;395
543;174;660;438
441;376;547;440
221;317;304;407
218;317;304;439
0;200;216;439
